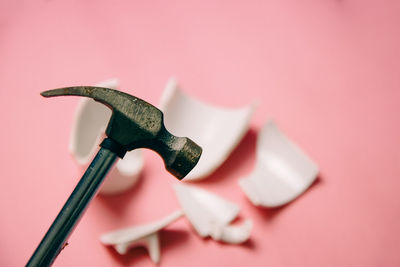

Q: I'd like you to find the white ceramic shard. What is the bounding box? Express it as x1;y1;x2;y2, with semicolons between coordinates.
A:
173;183;252;244
210;219;253;244
160;78;256;180
69;79;144;195
239;120;319;207
100;210;183;264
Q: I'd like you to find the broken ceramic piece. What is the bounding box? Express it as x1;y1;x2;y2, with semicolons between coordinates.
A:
173;183;252;244
69;79;144;195
159;78;256;180
209;219;253;244
100;210;183;264
239;120;319;207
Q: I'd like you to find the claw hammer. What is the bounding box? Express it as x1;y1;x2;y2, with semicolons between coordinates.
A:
27;86;202;266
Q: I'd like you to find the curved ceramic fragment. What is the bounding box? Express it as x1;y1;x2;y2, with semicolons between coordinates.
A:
69;79;144;195
173;183;252;244
210;219;253;244
239;120;319;207
100;210;183;264
160;78;256;180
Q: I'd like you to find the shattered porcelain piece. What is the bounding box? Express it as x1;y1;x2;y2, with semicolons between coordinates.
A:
100;210;183;264
160;78;256;180
239;120;319;207
210;219;253;244
69;79;144;195
173;183;252;244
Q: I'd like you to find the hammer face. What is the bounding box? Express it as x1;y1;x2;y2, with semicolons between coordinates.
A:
170;138;203;179
162;136;203;179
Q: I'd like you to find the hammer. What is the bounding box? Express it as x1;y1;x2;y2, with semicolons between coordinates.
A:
27;86;202;266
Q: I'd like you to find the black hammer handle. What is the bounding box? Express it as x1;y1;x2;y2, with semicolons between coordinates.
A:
26;144;118;267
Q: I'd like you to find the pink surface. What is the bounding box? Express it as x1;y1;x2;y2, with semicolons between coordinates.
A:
1;1;400;266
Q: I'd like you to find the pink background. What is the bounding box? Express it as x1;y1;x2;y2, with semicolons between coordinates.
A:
1;1;400;266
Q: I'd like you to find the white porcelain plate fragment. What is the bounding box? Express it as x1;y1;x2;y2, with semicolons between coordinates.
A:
173;183;252;244
159;78;256;181
69;79;144;195
239;120;319;207
100;210;183;264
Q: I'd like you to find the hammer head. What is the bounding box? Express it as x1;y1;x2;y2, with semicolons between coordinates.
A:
41;86;202;179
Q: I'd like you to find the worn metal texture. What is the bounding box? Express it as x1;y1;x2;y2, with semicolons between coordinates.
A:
41;86;202;179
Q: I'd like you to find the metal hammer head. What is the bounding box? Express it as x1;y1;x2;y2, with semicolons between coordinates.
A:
41;86;202;179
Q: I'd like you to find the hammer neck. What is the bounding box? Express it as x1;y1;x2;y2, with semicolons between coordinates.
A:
100;138;127;159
